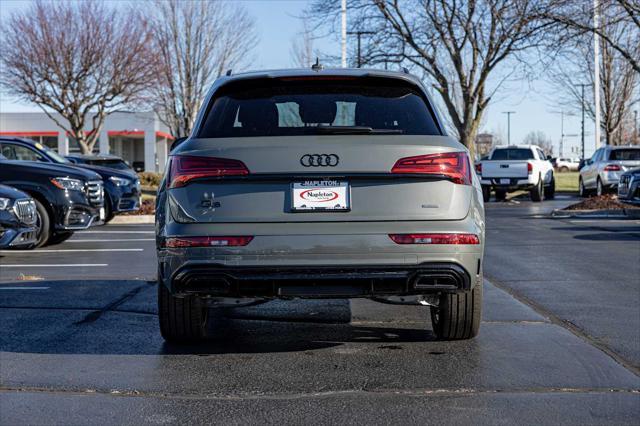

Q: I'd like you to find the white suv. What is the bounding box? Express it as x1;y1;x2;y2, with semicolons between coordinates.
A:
579;146;640;197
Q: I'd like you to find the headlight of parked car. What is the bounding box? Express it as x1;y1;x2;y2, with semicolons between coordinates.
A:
0;197;11;210
109;176;131;187
50;177;85;192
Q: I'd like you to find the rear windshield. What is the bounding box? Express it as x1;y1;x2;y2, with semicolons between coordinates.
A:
491;148;534;160
197;78;441;138
609;149;640;161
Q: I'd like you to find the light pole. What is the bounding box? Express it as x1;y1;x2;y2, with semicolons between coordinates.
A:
634;110;638;144
503;111;516;145
347;31;375;67
341;0;347;68
593;0;601;148
575;83;588;159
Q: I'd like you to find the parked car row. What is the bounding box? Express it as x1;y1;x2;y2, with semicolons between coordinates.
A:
0;136;141;248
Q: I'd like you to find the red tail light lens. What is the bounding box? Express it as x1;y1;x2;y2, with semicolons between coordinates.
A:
604;164;621;171
527;162;533;174
169;155;249;188
165;236;253;248
475;163;482;174
391;152;472;185
389;233;480;245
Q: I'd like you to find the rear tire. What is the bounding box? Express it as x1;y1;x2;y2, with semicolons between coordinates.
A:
158;283;208;343
596;178;605;196
579;177;589;198
530;176;544;202
544;174;556;200
495;189;507;201
481;186;491;203
560;166;569;172
33;198;51;248
430;282;482;340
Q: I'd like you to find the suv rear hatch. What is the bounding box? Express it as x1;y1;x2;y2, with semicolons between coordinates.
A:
167;77;472;223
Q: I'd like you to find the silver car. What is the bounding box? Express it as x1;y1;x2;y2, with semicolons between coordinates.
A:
579;146;640;196
156;68;485;343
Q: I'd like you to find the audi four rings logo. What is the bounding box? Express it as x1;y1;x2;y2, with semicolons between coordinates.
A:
300;154;339;167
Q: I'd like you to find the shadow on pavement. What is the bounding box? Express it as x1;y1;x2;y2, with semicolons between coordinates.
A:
0;279;434;356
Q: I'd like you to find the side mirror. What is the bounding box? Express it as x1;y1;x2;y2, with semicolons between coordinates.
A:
170;137;187;152
546;155;553;161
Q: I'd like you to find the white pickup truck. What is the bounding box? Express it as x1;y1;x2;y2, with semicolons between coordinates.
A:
477;145;555;202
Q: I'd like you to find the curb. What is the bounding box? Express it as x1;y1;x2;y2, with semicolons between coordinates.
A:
108;215;155;224
551;208;640;219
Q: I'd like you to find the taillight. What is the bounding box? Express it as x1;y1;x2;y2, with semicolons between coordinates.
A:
169;155;249;188
475;163;482;174
527;162;533;174
389;233;480;245
165;236;253;248
604;164;621;171
391;152;472;185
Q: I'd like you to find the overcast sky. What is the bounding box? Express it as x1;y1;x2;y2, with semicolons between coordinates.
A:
0;0;597;157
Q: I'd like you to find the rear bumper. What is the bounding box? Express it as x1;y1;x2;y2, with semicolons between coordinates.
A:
166;263;472;298
480;176;535;189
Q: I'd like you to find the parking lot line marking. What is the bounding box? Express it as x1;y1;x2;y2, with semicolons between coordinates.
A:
79;230;154;234
0;248;143;254
0;287;50;290
67;239;155;243
0;264;108;267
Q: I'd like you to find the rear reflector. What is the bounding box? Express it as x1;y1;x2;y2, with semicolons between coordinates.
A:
391;152;472;185
169;155;249;188
389;233;480;245
604;164;621;171
165;236;254;248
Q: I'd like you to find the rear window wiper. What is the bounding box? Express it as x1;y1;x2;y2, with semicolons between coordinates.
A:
314;125;404;135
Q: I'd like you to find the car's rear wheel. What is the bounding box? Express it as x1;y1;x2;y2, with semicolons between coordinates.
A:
158;283;208;343
481;185;491;203
32;198;51;248
530;175;544;202
430;282;482;340
560;166;569;172
495;189;507;201
544;174;556;199
596;178;605;196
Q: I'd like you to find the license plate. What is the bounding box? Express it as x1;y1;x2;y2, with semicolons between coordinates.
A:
500;179;510;185
99;207;105;221
291;180;350;211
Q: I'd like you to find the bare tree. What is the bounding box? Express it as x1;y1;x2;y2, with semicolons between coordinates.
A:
0;1;156;154
291;21;317;67
308;0;554;157
546;9;638;146
543;0;640;74
523;130;554;155
150;0;258;138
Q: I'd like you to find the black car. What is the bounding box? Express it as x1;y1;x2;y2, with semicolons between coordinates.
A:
0;184;38;249
66;154;134;172
0;154;104;247
0;137;140;222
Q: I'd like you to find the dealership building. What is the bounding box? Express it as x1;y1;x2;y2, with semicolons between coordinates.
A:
0;111;174;172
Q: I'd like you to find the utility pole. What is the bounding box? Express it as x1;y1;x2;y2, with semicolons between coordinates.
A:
634;110;638;145
341;0;347;68
593;0;601;148
347;31;375;67
575;83;588;159
502;111;516;145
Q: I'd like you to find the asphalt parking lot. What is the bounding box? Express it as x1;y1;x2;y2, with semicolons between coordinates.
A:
1;195;639;425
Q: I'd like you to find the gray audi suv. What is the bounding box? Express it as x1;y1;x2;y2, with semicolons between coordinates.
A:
156;68;485;343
